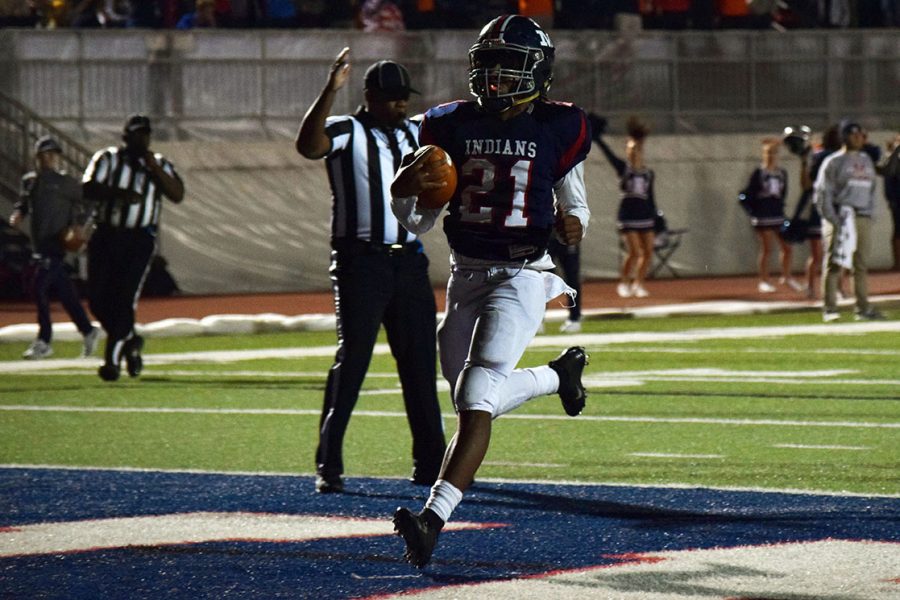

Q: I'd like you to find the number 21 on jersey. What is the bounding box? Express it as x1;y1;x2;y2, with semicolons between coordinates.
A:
459;157;531;228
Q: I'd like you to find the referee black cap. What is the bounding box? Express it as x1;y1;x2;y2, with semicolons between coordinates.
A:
364;61;419;99
124;114;152;134
34;135;63;155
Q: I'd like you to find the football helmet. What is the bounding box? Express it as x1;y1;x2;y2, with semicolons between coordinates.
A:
782;125;811;156
468;15;555;113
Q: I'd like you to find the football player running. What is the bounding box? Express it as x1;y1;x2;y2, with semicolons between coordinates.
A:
390;14;592;568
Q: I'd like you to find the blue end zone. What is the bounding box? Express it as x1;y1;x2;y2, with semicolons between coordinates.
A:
2;468;898;598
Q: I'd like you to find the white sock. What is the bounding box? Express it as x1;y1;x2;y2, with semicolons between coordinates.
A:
424;479;463;524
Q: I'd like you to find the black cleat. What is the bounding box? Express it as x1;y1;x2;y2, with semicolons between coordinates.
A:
125;335;144;378
549;346;588;416
393;507;441;568
98;364;120;382
315;473;344;494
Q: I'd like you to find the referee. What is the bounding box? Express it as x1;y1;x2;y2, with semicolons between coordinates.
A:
83;114;184;381
295;48;446;494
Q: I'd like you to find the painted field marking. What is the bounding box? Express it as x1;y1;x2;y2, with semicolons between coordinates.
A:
3;320;899;373
372;540;900;599
0;512;491;558
482;461;567;468
1;405;897;429
4;464;897;498
772;443;872;451
629;453;725;459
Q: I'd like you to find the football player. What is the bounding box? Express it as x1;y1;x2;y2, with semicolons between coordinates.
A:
390;14;592;568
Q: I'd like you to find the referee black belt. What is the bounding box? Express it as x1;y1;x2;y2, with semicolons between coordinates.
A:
333;238;421;257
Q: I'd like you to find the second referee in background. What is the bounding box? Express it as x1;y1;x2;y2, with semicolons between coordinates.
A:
295;48;446;494
83;114;184;382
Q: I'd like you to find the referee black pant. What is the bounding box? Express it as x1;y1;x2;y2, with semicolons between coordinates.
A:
87;225;155;367
316;240;447;481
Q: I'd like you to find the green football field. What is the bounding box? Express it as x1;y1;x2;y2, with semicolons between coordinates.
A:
1;310;898;496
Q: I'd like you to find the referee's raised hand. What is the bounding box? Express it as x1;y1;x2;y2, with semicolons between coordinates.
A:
328;47;351;92
296;46;352;159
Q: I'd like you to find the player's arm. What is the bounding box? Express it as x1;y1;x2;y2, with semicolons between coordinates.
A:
295;47;350;159
554;161;589;245
390;148;445;234
10;174;36;228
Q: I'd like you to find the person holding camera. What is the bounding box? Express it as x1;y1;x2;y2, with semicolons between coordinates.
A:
9;136;99;360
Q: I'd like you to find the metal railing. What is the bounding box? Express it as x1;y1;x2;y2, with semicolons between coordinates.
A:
0;91;92;204
0;28;897;139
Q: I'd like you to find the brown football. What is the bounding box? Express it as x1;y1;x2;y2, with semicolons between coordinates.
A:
60;225;88;252
416;145;457;210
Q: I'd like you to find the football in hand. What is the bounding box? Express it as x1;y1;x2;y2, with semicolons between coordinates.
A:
416;145;457;210
60;224;89;252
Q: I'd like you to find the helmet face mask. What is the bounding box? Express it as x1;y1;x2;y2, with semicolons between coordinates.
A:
468;15;554;113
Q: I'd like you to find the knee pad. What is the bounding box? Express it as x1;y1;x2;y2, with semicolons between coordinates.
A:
455;365;499;415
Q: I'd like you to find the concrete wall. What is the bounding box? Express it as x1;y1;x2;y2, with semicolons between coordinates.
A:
150;131;896;294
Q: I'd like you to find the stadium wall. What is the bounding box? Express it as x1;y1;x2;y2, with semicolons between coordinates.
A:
150;134;895;294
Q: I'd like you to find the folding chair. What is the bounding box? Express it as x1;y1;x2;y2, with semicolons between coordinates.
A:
649;228;688;278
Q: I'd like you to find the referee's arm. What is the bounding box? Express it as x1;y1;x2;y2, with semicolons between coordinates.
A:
295;47;351;159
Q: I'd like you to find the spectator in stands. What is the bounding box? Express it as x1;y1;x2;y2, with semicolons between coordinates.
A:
264;0;296;26
222;0;263;26
126;0;163;27
2;0;40;27
876;133;900;271
740;138;802;294
176;0;218;28
295;0;327;27
8;136;100;361
69;0;127;27
359;0;405;31
643;0;692;29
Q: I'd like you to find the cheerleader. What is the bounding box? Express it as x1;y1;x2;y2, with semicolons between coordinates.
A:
740;138;801;293
595;116;657;298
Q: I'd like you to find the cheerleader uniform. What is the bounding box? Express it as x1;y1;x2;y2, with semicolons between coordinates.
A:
742;167;788;230
596;137;657;231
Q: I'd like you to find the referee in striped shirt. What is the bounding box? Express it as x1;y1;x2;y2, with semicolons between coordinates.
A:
83;114;184;381
295;48;446;494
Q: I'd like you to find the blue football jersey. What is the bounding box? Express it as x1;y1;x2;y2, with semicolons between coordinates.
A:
420;100;590;261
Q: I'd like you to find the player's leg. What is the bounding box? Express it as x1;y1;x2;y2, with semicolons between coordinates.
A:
33;258;53;344
51;256;93;336
382;251;446;485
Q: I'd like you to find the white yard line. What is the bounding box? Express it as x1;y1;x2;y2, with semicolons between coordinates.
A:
1;404;896;429
772;443;872;450
3;463;897;498
2;321;899;374
629;452;725;459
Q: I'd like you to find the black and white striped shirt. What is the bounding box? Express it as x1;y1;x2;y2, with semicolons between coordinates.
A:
82;146;181;230
324;107;419;245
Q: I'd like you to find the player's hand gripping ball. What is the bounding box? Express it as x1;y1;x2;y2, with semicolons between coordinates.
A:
416;145;457;210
